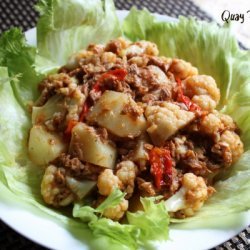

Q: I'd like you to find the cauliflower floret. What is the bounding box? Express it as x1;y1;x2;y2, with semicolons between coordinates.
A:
41;165;74;207
215;130;243;163
87;43;105;54
182;173;211;216
97;169;122;196
168;59;198;80
128;55;149;67
58;77;86;122
65;50;94;70
36;73;86;124
145;102;195;146
65;103;80;122
65;88;86;122
105;37;130;55
36;73;79;106
172;136;189;160
101;52;117;64
158;56;173;66
125;41;159;57
165;173;214;217
102;198;128;221
55;77;78;97
183;75;220;111
41;165;96;207
127;136;150;171
116;161;137;198
199;110;236;136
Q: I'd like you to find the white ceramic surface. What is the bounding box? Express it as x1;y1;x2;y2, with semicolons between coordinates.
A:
0;10;249;250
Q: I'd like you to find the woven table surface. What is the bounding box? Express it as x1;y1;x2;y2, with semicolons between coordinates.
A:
0;0;249;250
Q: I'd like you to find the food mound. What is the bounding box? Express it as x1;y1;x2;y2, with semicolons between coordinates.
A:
28;38;244;220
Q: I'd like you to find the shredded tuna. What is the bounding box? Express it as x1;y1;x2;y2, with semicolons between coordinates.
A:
54;153;103;181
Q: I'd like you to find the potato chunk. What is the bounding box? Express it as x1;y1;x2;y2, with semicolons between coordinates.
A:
28;125;67;165
32;95;65;125
69;123;116;168
87;91;146;138
145;102;195;146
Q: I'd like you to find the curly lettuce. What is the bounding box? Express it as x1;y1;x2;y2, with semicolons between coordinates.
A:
73;190;169;249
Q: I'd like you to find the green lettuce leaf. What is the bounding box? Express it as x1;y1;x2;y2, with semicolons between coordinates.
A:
0;67;30;164
127;197;169;242
35;54;60;75
122;7;155;41
73;189;126;222
36;0;121;64
73;189;139;249
73;190;169;249
0;29;44;107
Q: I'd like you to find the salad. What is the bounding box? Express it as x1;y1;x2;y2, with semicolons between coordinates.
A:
0;0;250;249
30;37;243;221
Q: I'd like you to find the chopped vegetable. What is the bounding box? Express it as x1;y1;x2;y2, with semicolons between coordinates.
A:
176;77;201;112
87;90;146;138
28;125;67;165
79;100;91;122
64;119;78;138
69;123;117;168
93;68;127;93
149;147;172;189
79;69;128;122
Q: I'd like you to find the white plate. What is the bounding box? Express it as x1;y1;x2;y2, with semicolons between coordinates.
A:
1;10;250;250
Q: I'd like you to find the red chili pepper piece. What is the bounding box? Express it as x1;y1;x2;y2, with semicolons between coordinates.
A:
100;68;127;81
65;99;90;141
92;68;127;93
79;100;91;122
92;82;101;92
149;147;173;190
176;78;201;112
64;119;78;138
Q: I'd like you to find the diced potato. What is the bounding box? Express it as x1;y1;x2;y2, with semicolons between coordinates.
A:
28;125;67;165
69;123;117;168
32;95;65;125
87;91;146;138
